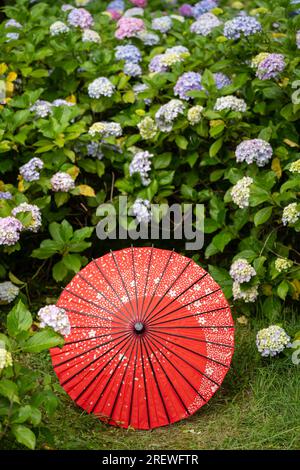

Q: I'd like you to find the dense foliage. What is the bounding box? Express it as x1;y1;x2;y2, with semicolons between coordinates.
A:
0;0;300;448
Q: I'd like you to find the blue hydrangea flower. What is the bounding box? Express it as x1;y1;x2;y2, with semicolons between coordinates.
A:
192;0;218;18
224;15;262;39
115;45;142;63
174;72;203;100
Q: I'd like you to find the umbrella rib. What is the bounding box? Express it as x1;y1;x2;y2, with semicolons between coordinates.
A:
141;337;171;425
140;248;175;324
60;333;132;389
145;334;207;402
61;306;110;321
139;338;151;429
90;338;136;415
107;337;137;426
63;287;128;326
146;273;209;325
76;271;133;323
148;332;221;389
73;335;134;405
144;335;191;415
149;330;229;369
149;327;234;349
150;305;229;327
55;330;131;368
127;336;139;428
143;258;192;324
131;246;139;319
63;329;129;347
92;259;134;321
139;246;154;323
148;286;221;326
110;250;136;320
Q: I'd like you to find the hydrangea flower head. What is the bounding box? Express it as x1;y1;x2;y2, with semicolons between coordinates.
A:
82;29;101;43
0;282;19;304
155;99;185;132
136;30;160;45
235;139;273;167
0;347;13;371
50;172;75;192
50;21;70;36
230;258;256;283
187;105;203;125
192;0;218;17
129;0;147;7
224;15;262;39
0;191;12;200
232;282;258;303
88;122;122;138
88;77;115;98
214;95;247;112
30;100;52;118
151;16;173;33
282;203;300;225
230;176;253;208
12;203;42;233
38;305;71;336
256;53;285;80
115;45;142;63
179;4;194;17
131;198;151;223
19;157;44;182
190;13;221;36
275;258;293;272
138;116;157;139
123;62;142;77
67;8;94;29
129;150;153;186
0;217;23;246
115;17;145;39
256;325;291;357
5;19;22;29
174;72;203;101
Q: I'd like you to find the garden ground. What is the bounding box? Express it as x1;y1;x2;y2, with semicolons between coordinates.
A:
2;315;299;451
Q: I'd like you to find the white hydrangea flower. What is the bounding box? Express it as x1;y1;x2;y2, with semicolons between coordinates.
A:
88;122;122;138
289;160;300;174
129;150;153;186
38;305;71;336
282;203;300;226
50;21;70;36
50;172;75;192
230;176;253;209
230;258;256;283
155;99;185;132
12;203;42;233
82;29;101;43
0;347;13;371
232;281;258;303
214;95;247;112
187;105;203;125
88;77;115;99
0;281;19;304
275;258;293;272
256;325;291;357
137;116;157;140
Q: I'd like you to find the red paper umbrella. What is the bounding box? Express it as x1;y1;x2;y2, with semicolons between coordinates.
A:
50;247;234;430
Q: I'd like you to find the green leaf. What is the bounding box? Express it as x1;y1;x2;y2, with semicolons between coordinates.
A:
208;265;232;298
7;301;32;337
175;135;188;150
52;261;68;282
277;280;289;300
71;227;94;242
153;153;172;169
0;380;19;403
54;192;70;208
62;254;81;273
249;185;272;207
23;329;64;353
60;220;73;241
11;425;36;450
254;206;273;226
262;296;282;321
211;231;233;252
209;137;223;157
31;240;60;259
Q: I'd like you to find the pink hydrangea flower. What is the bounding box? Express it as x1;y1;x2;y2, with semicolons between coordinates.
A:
115;17;145;39
129;0;147;7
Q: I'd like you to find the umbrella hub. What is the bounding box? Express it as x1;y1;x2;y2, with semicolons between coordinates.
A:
134;321;145;334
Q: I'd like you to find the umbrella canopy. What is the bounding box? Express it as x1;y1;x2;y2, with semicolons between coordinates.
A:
50;247;234;430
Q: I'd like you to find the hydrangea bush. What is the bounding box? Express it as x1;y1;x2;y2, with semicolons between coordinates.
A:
1;0;300;447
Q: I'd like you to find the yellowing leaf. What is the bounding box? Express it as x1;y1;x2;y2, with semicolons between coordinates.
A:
77;185;96;197
262;284;273;296
237;315;248;325
271;158;282;178
135;109;145;116
210;119;224;127
291;280;300;300
7;72;17;82
123;90;135;104
284;138;299;148
66;94;76;104
0;63;8;75
17;176;25;193
66;166;80;180
272;33;287;39
5;82;14;94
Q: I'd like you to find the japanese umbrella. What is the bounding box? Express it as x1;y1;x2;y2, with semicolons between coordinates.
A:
50;247;234;430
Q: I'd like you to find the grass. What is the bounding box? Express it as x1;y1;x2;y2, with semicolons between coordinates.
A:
1;319;300;450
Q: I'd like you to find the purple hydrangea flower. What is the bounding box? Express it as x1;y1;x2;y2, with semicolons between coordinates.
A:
224;15;262;39
151;16;173;33
129;150;153;186
19;157;44;182
149;54;168;73
5;19;22;29
30;100;52;118
192;0;218;18
174;72;203;100
0;217;23;246
190;13;221;36
67;8;94;29
0;191;12;200
123;62;142;77
12;203;42;233
88;77;115;98
50;172;75;192
230;258;256;283
235;139;273;167
179;4;194;17
38;305;71;336
213;72;232;89
115;45;142;63
256;53;285;80
131;198;151;223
